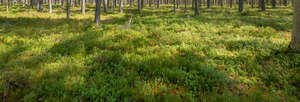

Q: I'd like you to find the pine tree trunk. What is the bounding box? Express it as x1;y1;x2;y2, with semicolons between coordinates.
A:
103;0;106;12
49;0;52;13
66;0;70;19
207;0;210;8
95;0;101;24
272;0;276;8
290;0;300;52
260;0;265;11
138;0;141;11
156;0;159;8
229;0;232;8
119;0;123;12
39;0;43;11
81;0;85;14
173;0;176;12
239;0;243;12
195;0;199;15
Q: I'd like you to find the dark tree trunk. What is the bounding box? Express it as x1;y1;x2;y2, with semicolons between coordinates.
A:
81;0;85;14
1;0;4;6
283;0;287;6
184;0;186;8
39;0;43;11
107;0;109;8
66;0;70;19
62;0;64;9
239;0;243;12
113;0;116;8
195;0;199;15
95;0;101;24
103;0;107;12
156;0;159;8
173;0;176;12
138;0;141;11
207;0;210;8
119;0;123;12
260;0;265;11
290;0;300;52
272;0;276;8
251;0;254;8
30;0;33;8
229;0;232;8
141;0;144;8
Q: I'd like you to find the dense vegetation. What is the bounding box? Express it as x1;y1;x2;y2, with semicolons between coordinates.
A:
1;3;300;102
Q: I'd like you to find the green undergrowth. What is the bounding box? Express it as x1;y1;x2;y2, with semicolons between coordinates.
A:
0;5;299;102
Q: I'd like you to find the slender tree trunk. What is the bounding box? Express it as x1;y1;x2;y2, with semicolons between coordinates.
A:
229;0;232;8
30;0;33;8
272;0;276;8
1;0;4;6
49;0;52;13
290;0;300;52
107;0;109;8
173;0;176;12
184;0;186;8
260;0;265;11
39;0;43;11
195;0;199;15
239;0;243;12
130;0;132;7
156;0;159;8
113;0;116;8
103;0;106;12
138;0;141;11
62;0;64;9
66;0;70;19
119;0;123;12
140;0;143;8
283;0;287;6
207;0;210;8
6;0;9;12
81;0;85;14
95;0;101;24
110;0;113;10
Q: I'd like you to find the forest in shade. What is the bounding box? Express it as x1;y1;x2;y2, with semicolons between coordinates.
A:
0;0;300;101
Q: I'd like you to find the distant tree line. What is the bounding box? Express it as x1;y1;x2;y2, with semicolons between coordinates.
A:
0;0;295;16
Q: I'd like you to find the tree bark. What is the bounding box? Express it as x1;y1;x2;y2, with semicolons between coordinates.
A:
272;0;276;8
103;0;107;12
39;0;43;11
138;0;141;11
260;0;265;11
239;0;243;12
173;0;176;12
156;0;159;8
290;0;300;52
229;0;232;8
207;0;210;8
81;0;85;14
195;0;199;15
49;0;52;13
119;0;123;13
66;0;70;19
95;0;101;24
